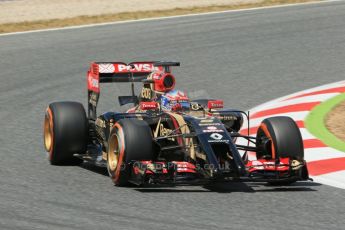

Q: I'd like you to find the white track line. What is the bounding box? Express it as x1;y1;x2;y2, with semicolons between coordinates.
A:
248;80;345;114
313;171;345;190
305;148;345;162
0;0;342;37
249;93;338;113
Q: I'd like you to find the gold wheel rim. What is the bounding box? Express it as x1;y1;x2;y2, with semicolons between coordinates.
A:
108;133;120;171
44;114;52;151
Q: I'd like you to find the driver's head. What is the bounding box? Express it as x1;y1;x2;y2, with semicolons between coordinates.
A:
160;89;190;112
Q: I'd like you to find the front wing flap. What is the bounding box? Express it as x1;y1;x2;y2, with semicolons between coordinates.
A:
126;158;309;185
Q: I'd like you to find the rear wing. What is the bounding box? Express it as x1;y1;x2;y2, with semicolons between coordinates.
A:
87;61;179;120
87;62;162;92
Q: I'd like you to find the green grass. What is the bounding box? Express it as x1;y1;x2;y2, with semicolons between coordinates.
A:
305;93;345;152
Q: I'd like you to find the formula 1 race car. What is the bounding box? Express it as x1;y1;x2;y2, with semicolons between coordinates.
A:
43;61;309;186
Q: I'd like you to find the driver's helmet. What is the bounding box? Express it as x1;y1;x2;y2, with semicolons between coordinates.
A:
160;89;190;112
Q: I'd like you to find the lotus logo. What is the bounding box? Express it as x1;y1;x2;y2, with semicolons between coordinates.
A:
210;133;223;140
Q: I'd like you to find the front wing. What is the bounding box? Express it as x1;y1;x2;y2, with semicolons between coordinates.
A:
124;158;309;185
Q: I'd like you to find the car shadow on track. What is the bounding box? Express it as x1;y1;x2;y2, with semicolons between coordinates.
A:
255;182;321;192
207;181;321;193
79;162;108;176
134;182;255;193
134;182;321;193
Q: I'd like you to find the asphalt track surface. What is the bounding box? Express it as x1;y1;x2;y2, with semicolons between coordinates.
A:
1;1;345;229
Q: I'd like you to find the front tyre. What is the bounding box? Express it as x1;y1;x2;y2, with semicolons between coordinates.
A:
256;116;305;185
107;119;154;186
256;116;304;160
43;101;88;165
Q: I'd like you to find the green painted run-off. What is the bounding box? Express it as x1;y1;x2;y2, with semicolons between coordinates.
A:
305;93;345;152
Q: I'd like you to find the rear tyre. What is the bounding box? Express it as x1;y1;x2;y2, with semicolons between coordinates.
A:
107;119;154;186
44;102;88;165
256;116;304;186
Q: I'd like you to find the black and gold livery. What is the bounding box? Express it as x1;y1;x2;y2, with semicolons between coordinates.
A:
43;61;310;187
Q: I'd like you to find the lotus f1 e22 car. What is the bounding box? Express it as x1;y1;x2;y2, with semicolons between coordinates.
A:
43;61;309;186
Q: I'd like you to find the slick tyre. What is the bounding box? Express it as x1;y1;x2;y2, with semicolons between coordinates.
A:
44;101;88;165
107;119;154;186
256;116;304;186
256;116;304;160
